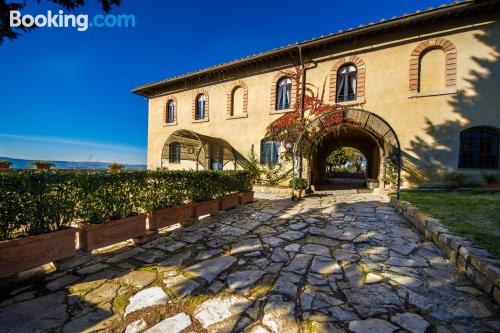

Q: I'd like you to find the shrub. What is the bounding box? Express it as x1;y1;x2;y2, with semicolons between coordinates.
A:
483;173;500;184
382;154;398;187
0;171;80;239
289;177;308;190
108;163;125;172
444;172;468;182
27;161;55;170
0;160;12;169
0;170;251;240
244;145;261;185
260;162;291;186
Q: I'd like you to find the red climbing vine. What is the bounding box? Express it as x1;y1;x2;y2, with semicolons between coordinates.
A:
266;65;362;156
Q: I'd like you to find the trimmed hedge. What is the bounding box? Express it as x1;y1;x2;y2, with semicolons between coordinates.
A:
0;170;252;240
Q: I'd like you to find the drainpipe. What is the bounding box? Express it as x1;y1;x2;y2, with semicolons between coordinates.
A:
298;46;306;180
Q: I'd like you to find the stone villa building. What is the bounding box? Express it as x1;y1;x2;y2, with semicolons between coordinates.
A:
133;0;500;187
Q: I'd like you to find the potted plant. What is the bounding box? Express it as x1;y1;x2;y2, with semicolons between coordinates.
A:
289;177;308;199
108;163;125;172
27;161;55;170
79;213;147;251
482;173;500;190
239;191;254;204
147;195;193;231
192;198;221;218
444;172;468;186
0;228;79;277
220;193;241;210
149;204;192;230
0;160;12;170
366;178;379;190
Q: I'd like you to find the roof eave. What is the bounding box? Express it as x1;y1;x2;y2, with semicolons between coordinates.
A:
132;0;486;98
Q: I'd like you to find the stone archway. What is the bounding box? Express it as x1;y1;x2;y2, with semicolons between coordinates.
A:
291;108;402;198
312;127;382;186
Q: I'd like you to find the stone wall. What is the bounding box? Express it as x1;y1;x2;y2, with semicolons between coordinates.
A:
390;196;500;305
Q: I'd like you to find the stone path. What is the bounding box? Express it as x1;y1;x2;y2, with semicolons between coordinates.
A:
0;193;499;333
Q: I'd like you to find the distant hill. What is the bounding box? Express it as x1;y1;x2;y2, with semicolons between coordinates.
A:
0;156;146;170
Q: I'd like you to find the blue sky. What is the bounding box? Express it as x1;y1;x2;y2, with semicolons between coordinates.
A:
0;0;447;164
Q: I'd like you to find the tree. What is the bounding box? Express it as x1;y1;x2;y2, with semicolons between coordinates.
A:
344;148;365;172
244;144;261;184
326;148;366;174
0;0;121;45
326;149;349;171
107;163;124;172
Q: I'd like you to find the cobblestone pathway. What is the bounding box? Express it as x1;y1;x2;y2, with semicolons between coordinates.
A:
1;193;499;333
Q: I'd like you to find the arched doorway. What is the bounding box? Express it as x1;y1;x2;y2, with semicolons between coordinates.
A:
291;109;401;198
314;127;382;187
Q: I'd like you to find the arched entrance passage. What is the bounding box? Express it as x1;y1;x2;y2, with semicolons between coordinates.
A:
161;129;245;170
292;109;401;198
315;127;381;185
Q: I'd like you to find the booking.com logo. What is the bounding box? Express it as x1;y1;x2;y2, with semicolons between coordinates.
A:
10;10;135;32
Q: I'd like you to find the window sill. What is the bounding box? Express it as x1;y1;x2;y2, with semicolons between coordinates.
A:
335;97;366;105
226;114;248;120
163;122;178;127
408;88;458;98
270;108;295;115
192;118;209;123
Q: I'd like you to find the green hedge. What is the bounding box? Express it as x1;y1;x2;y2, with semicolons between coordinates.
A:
0;170;252;240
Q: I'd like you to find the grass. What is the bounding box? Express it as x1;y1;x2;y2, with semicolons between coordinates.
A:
400;190;500;257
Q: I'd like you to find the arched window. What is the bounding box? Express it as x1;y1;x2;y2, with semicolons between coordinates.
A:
231;86;244;116
459;127;499;169
419;48;445;92
195;94;206;120
409;38;457;93
166;100;175;123
261;139;280;165
276;77;292;110
169;142;181;163
336;64;357;102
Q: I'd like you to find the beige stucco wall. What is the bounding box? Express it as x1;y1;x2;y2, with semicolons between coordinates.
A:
145;15;500;186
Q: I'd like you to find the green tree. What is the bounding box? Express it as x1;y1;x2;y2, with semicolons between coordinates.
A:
1;0;121;45
326;149;349;171
344;148;365;172
245;144;261;184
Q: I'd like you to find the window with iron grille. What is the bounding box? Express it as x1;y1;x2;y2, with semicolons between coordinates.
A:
336;64;357;102
166;100;175;123
261;140;280;165
195;94;205;120
276;77;291;110
169;142;181;163
459;127;499;169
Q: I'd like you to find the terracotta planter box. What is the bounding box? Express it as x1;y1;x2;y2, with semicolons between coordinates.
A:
293;189;303;199
0;228;78;277
192;199;220;217
0;162;11;169
240;191;254;204
220;194;240;210
149;205;192;230
482;183;500;190
81;214;147;251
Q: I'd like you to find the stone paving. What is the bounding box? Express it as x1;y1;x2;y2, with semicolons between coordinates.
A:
0;192;499;333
